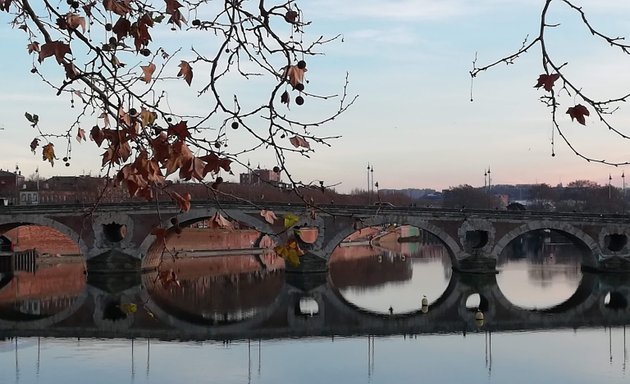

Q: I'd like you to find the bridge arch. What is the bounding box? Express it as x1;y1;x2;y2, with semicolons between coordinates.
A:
317;215;463;268
0;215;89;256
138;207;278;269
491;221;598;266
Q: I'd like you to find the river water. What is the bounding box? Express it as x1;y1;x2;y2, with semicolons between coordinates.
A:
0;228;629;383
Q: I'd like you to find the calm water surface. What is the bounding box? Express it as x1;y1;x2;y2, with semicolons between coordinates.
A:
0;228;629;383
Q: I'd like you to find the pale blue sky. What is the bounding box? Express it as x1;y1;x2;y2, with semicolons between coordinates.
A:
2;1;630;192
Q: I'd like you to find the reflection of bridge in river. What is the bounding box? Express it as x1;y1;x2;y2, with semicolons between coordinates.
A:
1;270;629;340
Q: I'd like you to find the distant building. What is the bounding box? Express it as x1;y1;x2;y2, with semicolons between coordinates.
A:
0;169;25;205
240;169;281;185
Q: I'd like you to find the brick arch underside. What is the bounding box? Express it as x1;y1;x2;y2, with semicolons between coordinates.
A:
0;217;88;257
319;216;462;268
138;208;275;269
492;222;598;266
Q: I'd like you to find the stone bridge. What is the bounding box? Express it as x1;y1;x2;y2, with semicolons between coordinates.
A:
1;202;630;273
0;271;629;340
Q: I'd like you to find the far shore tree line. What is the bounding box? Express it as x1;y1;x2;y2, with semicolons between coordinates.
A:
8;172;630;214
443;180;628;214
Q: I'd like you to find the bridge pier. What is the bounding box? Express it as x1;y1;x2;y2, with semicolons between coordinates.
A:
454;254;498;274
286;252;328;274
583;255;630;274
86;250;141;274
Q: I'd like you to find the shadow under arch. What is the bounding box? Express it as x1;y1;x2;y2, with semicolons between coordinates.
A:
138;207;278;269
0;217;89;257
492;222;597;267
320;216;462;269
138;271;289;335
0;272;13;291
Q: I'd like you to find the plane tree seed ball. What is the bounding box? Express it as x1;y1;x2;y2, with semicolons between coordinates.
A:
231;121;239;129
295;95;304;105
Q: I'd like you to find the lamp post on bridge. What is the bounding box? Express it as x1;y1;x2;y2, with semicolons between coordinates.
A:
367;164;371;205
609;174;612;200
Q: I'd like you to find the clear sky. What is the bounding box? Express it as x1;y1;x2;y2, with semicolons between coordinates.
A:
2;0;630;193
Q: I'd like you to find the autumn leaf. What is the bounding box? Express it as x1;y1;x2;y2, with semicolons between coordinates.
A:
24;112;39;126
0;0;12;12
141;62;156;83
119;303;137;314
27;41;39;53
177;61;193;85
140;107;157;128
567;104;590;125
167;120;189;140
42;143;56;166
99;111;111;127
199;152;232;174
133;13;154;50
76;127;86;142
284;65;306;88
103;0;131;16
284;10;298;24
171;191;191;212
112;16;131;41
274;238;304;266
179;156;206;181
66;13;86;32
165;0;186;27
158;269;181;288
30;138;39;153
210;212;234;230
90;125;105;147
289;135;310;149
38;41;71;64
164;139;193;176
280;90;290;106
63;61;79;79
260;209;277;224
534;73;560;92
283;213;300;229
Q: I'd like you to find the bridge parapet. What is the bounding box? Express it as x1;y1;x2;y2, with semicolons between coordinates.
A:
2;203;630;274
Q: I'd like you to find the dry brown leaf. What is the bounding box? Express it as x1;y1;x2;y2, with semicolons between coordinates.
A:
177;61;193;86
260;209;278;224
289;135;310;149
141;63;156;83
42;143;56;166
76;127;86;142
66;13;86;32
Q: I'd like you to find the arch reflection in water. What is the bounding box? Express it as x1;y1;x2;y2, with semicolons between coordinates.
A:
329;225;452;315
0;224;86;321
145;255;284;325
497;229;584;310
0;261;86;321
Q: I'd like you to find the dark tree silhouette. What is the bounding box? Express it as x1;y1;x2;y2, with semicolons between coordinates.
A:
1;0;356;210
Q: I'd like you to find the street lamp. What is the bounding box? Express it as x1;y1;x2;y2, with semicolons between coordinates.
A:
487;167;491;190
367;164;371;204
609;174;612;200
14;164;19;206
